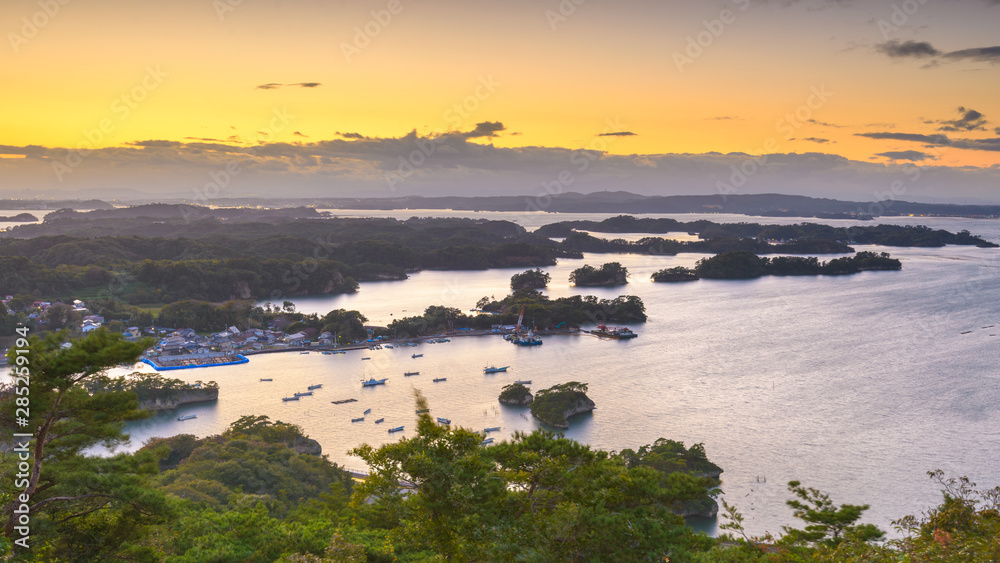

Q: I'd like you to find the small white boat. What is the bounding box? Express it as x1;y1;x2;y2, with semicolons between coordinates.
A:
480;437;494;445
282;396;299;402
307;384;322;390
294;391;313;397
361;378;388;387
437;417;451;424
484;365;509;373
177;414;196;421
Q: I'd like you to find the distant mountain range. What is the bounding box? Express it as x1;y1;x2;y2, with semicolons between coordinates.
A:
3;192;999;219
309;192;1000;218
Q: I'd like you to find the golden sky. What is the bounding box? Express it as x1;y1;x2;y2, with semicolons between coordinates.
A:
2;0;999;200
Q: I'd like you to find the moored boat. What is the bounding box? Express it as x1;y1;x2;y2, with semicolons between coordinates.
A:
404;371;420;376
514;380;531;385
591;324;638;339
483;426;500;433
260;378;273;381
294;391;313;397
307;384;322;390
375;418;385;424
480;437;494;445
363;408;371;415
351;417;365;422
177;414;197;421
388;426;404;433
361;378;388;387
282;396;299;401
484;365;509;373
437;417;451;424
412;353;423;358
433;377;447;382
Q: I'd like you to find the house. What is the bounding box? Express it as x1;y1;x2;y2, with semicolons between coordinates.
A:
83;315;105;324
228;326;241;335
126;326;140;338
177;328;197;339
81;320;102;333
285;331;307;344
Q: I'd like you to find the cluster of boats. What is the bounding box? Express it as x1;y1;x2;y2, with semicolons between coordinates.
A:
282;383;323;401
591;325;638;339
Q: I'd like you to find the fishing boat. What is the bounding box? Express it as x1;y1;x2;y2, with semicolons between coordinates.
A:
374;418;385;424
307;384;323;390
480;437;494;445
260;378;273;381
484;365;509;373
362;357;371;360
404;371;420;376
351;417;365;422
282;396;300;402
363;408;371;415
412;353;423;358
361;378;388;387
300;351;310;354
331;398;358;404
433;377;447;382
591;324;638;339
294;391;313;397
437;417;451;424
388;426;404;433
177;414;197;421
483;427;500;433
514;380;531;385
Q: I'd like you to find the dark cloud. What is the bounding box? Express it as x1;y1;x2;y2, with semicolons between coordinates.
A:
855;132;952;145
256;82;323;90
857;131;1000;153
936;107;988;132
943;46;1000;63
876;40;1000;65
876;151;935;161
807;119;844;128
707;116;741;121
293;131;309;138
598;131;637;137
802;137;831;143
337;132;366;140
876;40;941;58
184;137;223;142
459;121;506;139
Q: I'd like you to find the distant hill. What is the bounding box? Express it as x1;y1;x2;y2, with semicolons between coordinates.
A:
0;199;113;210
307;192;1000;218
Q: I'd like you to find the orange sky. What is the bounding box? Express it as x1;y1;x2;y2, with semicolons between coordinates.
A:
2;0;999;199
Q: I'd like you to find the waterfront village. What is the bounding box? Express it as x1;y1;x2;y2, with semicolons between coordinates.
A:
0;295;504;370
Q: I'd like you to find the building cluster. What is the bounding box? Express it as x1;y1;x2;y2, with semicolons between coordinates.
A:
146;326;341;358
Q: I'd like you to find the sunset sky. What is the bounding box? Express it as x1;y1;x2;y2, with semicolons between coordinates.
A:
2;0;999;202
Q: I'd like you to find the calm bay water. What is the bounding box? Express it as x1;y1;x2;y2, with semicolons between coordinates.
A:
15;210;1000;537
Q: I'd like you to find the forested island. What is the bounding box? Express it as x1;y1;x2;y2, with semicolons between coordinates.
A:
4;330;998;561
649;251;903;282
569;261;629;286
0;213;37;222
529;381;596;428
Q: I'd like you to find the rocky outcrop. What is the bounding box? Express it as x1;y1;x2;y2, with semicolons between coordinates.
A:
139;388;219;412
499;383;534;406
546;397;596;429
292;436;322;456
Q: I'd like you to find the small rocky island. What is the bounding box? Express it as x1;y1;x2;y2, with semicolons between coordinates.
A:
498;383;533;406
86;372;218;412
529;382;595;428
651;266;700;282
569;262;629;287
